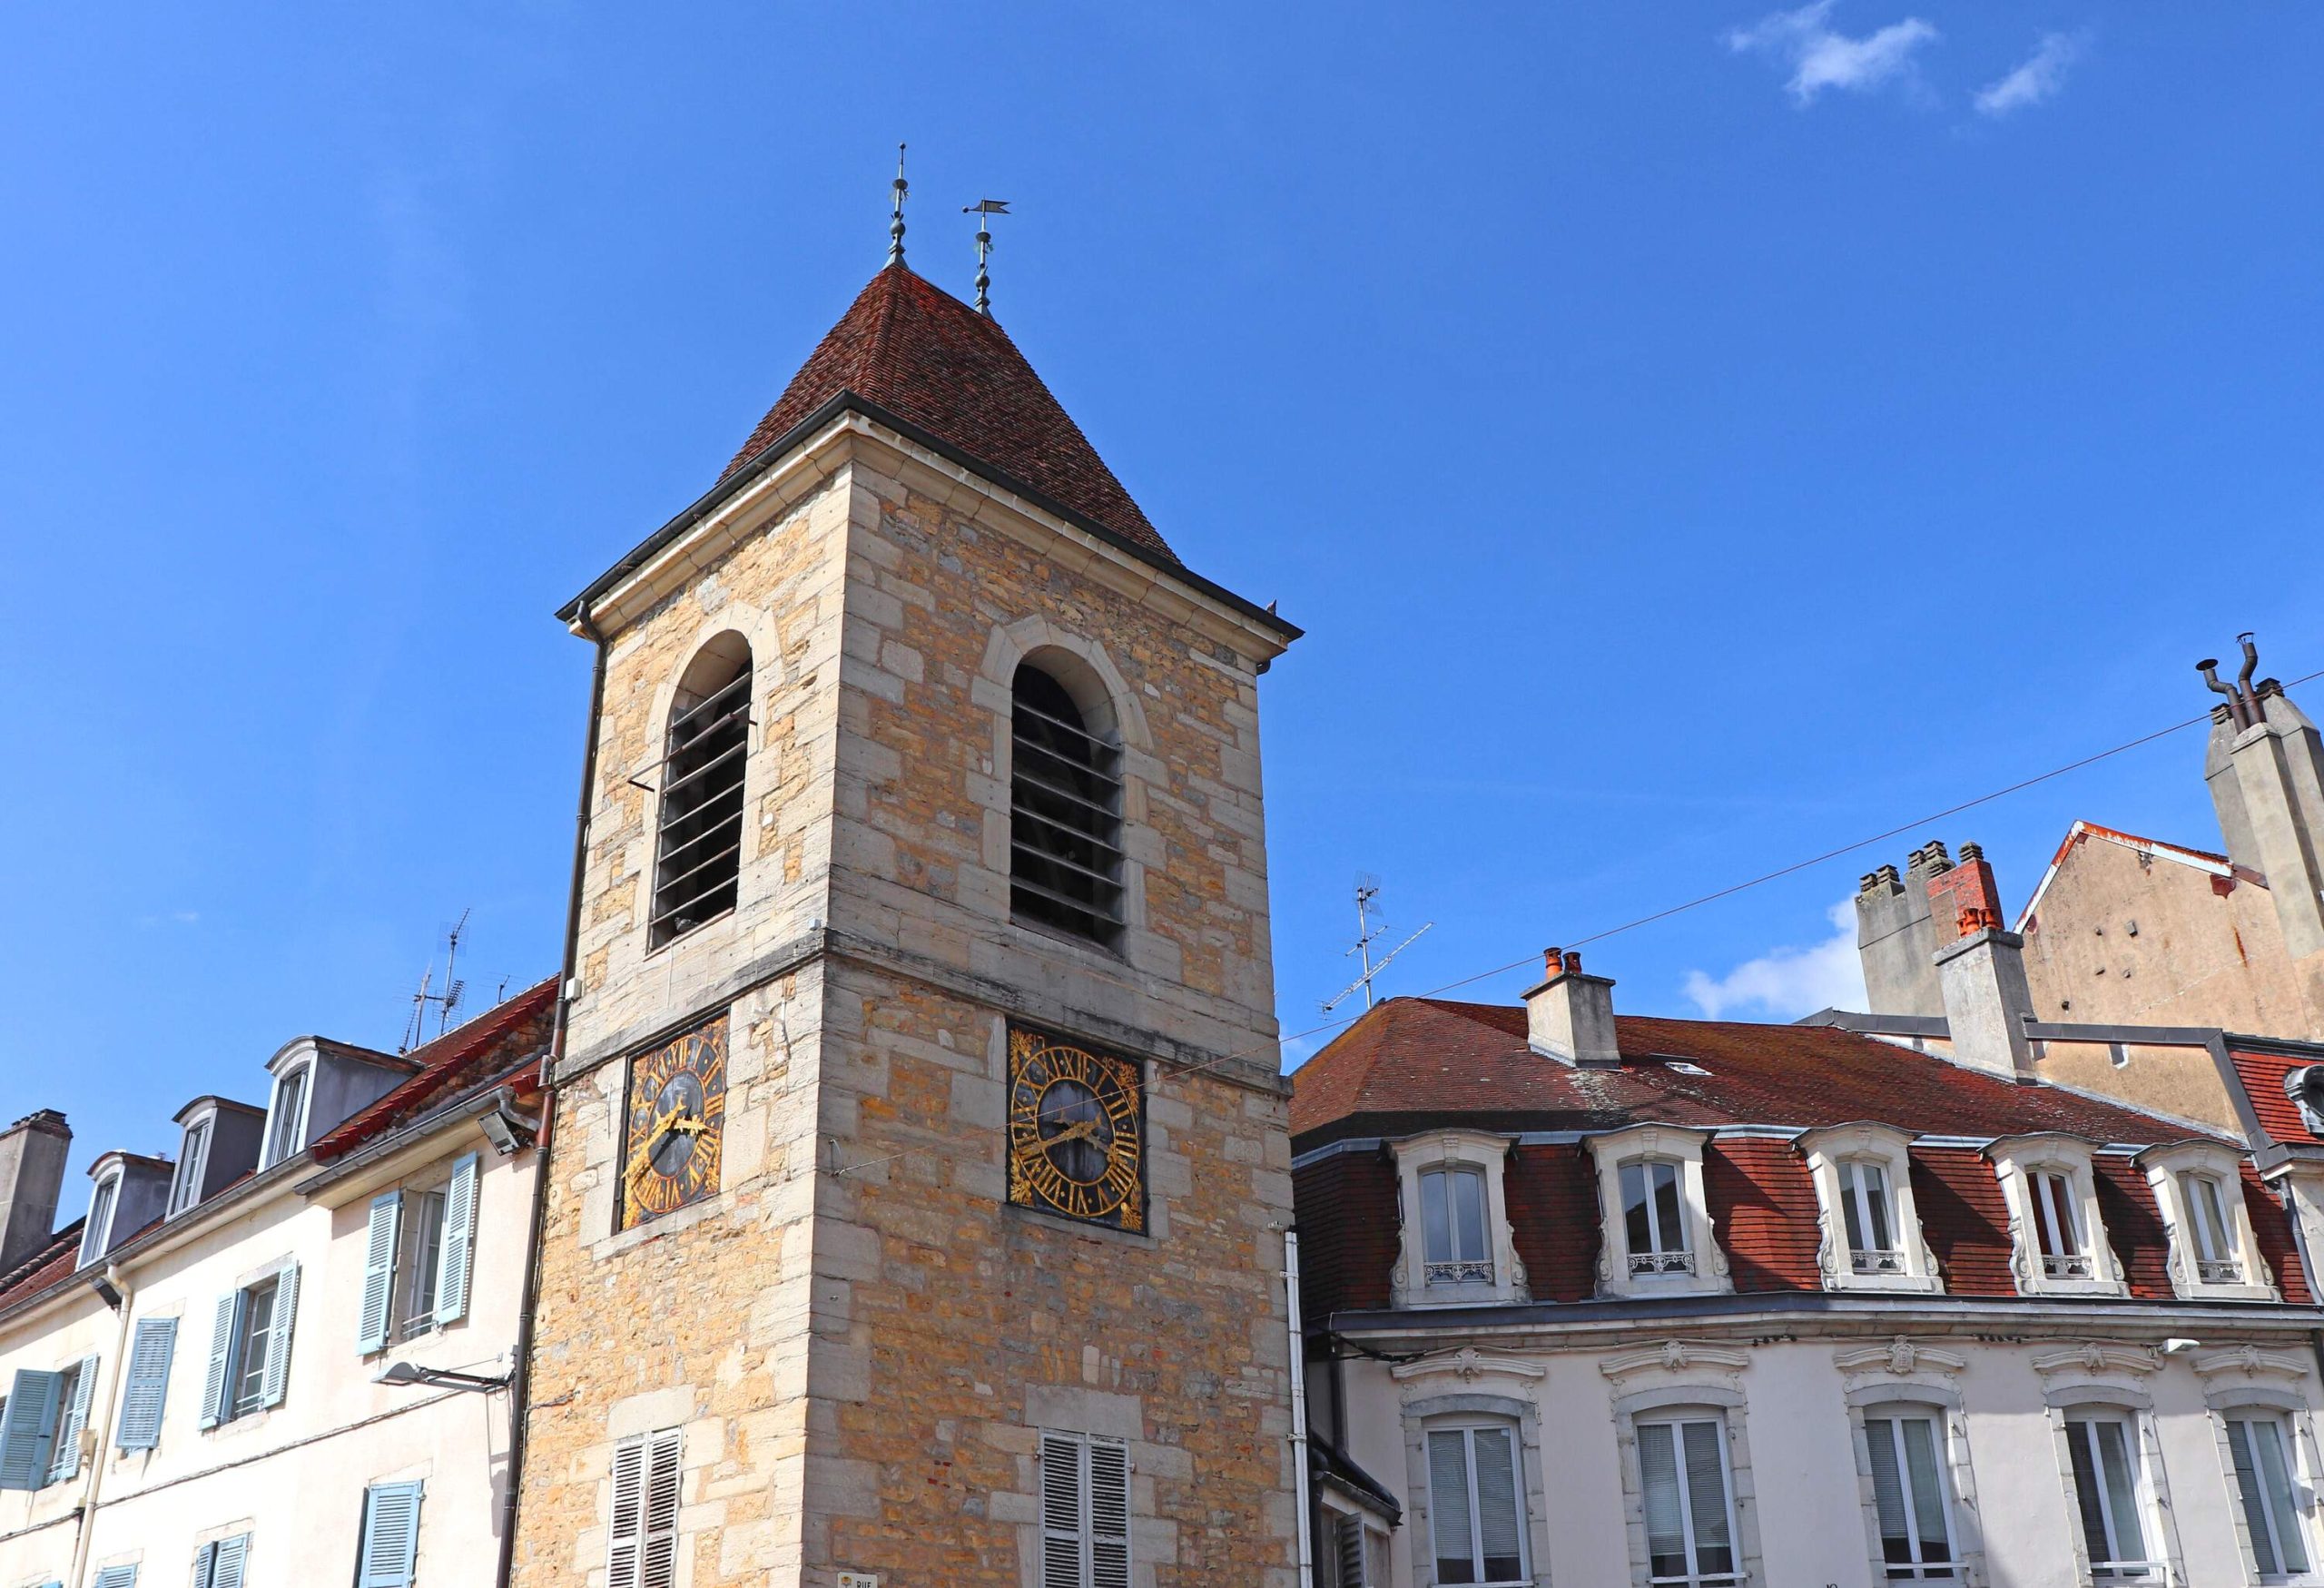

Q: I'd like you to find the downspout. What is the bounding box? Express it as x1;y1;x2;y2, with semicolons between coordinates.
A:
65;1263;136;1588
1285;1228;1315;1588
493;600;607;1588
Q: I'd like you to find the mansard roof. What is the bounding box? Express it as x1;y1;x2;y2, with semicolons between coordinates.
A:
309;975;556;1163
718;263;1175;564
1291;996;2192;1149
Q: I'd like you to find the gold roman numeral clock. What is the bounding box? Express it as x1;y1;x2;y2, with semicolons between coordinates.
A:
1007;1025;1145;1232
621;1012;728;1229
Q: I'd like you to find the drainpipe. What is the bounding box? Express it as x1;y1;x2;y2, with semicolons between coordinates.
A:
493;600;607;1588
65;1263;136;1588
1285;1228;1314;1588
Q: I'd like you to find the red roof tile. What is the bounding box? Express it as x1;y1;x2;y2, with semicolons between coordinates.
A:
0;1225;84;1317
1909;1148;2018;1296
718;266;1175;565
1505;1144;1600;1303
2231;1048;2322;1148
1706;1140;1823;1292
310;978;556;1163
2248;1169;2313;1304
1294;1149;1399;1319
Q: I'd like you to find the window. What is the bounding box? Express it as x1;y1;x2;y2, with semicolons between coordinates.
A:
264;1066;310;1168
1840;1159;1902;1275
192;1534;250;1588
2032;1171;2091;1280
1316;1510;1391;1588
1636;1415;1739;1588
1864;1407;1956;1580
2225;1413;2311;1580
0;1356;96;1491
2064;1414;2163;1580
359;1155;480;1354
1039;1428;1130;1588
79;1174;120;1267
1427;1424;1526;1585
356;1480;423;1588
92;1570;139;1588
2181;1174;2241;1284
1009;662;1125;947
1421;1166;1492;1286
170;1119;212;1216
199;1266;300;1427
607;1428;682;1588
1622;1159;1692;1275
647;635;751;949
116;1316;178;1452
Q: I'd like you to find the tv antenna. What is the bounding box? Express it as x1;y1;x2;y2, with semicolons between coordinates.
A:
401;909;471;1050
1321;875;1433;1014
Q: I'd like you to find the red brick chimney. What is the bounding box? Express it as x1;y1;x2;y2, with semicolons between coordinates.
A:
1925;845;2037;1079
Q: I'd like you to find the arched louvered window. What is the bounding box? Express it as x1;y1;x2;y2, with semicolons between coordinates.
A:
649;635;751;949
1010;661;1125;947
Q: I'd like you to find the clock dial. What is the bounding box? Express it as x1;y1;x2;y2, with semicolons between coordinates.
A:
1007;1026;1145;1232
620;1012;729;1229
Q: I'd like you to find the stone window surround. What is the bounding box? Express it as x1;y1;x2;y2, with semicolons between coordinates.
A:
1796;1123;1943;1295
1389;1131;1528;1307
2034;1352;2189;1585
1985;1134;2127;1298
1586;1125;1733;1300
1832;1342;1988;1587
1396;1386;1553;1588
170;1102;219;1218
79;1163;123;1267
259;1055;313;1172
1599;1347;1763;1588
634;620;770;966
2136;1139;2280;1302
2191;1353;2324;1586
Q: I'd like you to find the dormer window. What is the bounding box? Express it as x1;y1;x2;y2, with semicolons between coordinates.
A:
77;1173;119;1269
1420;1165;1492;1287
2136;1140;2277;1301
263;1064;310;1169
170;1116;212;1217
1987;1136;2123;1298
1798;1125;1941;1294
1620;1160;1691;1276
1587;1125;1731;1299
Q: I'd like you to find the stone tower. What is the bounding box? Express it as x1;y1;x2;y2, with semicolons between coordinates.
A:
508;263;1302;1588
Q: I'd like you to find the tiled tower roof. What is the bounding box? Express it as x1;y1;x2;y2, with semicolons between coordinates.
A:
719;264;1176;565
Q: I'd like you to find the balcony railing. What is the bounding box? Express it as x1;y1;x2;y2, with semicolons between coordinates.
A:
1630;1249;1694;1276
1851;1248;1906;1275
2043;1252;2093;1280
1424;1260;1494;1287
2196;1258;2243;1285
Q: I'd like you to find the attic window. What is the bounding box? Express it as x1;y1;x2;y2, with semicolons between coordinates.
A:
1009;662;1125;947
1650;1055;1712;1077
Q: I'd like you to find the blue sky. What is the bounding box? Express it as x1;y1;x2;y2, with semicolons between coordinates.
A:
3;3;2319;1181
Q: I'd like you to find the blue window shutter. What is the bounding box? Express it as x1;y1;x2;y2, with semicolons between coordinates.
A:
46;1356;98;1484
434;1154;480;1327
199;1292;239;1429
0;1368;62;1489
117;1317;178;1451
359;1193;401;1353
260;1264;300;1409
93;1568;140;1588
358;1480;424;1588
192;1542;217;1588
209;1534;250;1588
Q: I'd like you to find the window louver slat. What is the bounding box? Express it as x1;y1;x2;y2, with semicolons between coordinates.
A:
1011;666;1124;947
649;644;751;949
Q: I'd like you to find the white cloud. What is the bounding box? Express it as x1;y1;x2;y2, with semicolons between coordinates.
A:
1682;901;1868;1020
1974;32;2085;117
1727;1;1939;104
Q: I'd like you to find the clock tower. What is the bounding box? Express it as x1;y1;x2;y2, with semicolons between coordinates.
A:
507;260;1301;1588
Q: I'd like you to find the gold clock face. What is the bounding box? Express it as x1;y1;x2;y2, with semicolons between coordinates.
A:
620;1012;728;1229
1007;1026;1144;1232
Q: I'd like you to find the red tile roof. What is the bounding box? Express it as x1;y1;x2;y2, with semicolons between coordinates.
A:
0;1225;84;1317
1706;1139;1823;1292
310;978;556;1163
2231;1047;2322;1148
1504;1144;1600;1303
1292;998;2194;1146
718;265;1176;565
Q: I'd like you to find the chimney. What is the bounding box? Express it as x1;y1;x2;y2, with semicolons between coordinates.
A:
1525;947;1620;1068
2201;637;2324;961
1925;844;2038;1079
1855;843;1951;1018
0;1110;71;1274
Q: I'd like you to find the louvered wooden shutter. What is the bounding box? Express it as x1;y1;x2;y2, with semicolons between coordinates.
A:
1042;1431;1126;1588
199;1293;239;1429
0;1368;63;1490
1334;1512;1366;1586
260;1265;300;1409
357;1480;424;1587
47;1356;98;1483
208;1533;250;1588
606;1435;645;1588
92;1568;139;1588
117;1316;178;1451
433;1153;479;1327
359;1193;401;1353
607;1428;683;1588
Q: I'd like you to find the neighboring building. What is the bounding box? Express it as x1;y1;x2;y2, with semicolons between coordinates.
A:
507;257;1305;1587
0;981;552;1588
1858;640;2324;1041
1292;951;2324;1588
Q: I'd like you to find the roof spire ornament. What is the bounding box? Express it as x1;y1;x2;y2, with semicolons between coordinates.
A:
887;143;910;267
963;198;1010;314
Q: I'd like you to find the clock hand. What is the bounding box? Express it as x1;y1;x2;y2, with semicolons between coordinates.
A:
625;1105;689;1184
1017;1117;1105;1159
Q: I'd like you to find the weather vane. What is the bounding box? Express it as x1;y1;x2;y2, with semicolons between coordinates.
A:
963;198;1009;314
887;143;910;267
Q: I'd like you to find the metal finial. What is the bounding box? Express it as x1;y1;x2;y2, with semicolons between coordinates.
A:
963;198;1009;313
887;143;909;267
